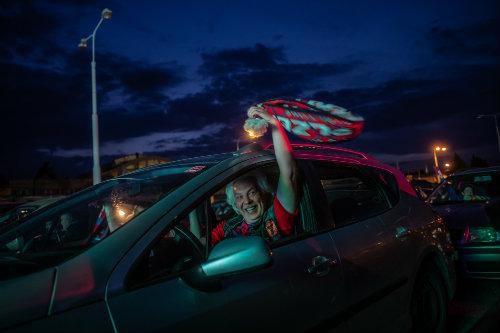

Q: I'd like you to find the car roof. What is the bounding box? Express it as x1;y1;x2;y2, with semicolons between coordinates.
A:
118;152;236;178
17;196;64;207
118;142;402;185
264;142;374;161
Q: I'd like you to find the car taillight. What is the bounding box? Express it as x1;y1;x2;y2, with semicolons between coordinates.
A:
462;225;500;244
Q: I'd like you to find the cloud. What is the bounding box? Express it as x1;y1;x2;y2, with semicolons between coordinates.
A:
428;18;500;59
372;152;432;164
199;43;359;104
92;53;184;105
199;43;286;76
311;63;500;133
0;49;185;147
39;123;227;157
0;1;65;63
307;61;500;160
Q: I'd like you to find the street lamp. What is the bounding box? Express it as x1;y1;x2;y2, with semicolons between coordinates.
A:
79;8;112;185
477;113;500;153
433;146;447;182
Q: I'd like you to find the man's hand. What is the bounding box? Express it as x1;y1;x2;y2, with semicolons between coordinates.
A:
247;106;279;128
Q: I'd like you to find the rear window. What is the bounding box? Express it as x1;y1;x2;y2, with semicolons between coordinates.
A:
312;162;391;227
428;171;500;204
368;167;400;207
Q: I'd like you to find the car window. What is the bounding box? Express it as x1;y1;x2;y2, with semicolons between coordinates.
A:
208;165;294;246
367;167;400;207
312;162;391;227
128;163;315;288
128;204;206;288
428;171;499;204
0;164;212;280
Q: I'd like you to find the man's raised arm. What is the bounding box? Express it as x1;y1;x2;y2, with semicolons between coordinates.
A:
247;106;297;213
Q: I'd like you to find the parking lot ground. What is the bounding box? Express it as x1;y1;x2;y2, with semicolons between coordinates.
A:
447;279;500;333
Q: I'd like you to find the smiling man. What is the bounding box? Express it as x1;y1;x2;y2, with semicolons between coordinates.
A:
211;106;298;245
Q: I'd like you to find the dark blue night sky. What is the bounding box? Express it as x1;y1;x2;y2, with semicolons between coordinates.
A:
1;0;499;178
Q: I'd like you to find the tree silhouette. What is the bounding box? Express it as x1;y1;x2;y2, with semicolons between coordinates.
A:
34;161;57;180
470;154;489;168
452;153;468;172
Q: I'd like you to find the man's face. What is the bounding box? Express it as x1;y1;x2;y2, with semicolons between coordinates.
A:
60;214;72;231
233;179;264;224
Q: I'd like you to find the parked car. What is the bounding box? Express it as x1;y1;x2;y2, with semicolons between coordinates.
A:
0;197;63;230
427;166;500;279
0;201;23;215
0;144;456;332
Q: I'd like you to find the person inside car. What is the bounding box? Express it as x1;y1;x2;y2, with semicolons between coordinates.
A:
60;213;87;242
462;185;489;201
211;106;297;245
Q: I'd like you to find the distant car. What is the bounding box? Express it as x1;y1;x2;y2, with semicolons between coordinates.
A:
427;166;500;279
0;197;63;230
0;201;23;215
0;144;455;332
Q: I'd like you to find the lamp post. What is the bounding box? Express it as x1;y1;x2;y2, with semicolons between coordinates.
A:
433;146;447;182
79;8;112;185
477;113;500;153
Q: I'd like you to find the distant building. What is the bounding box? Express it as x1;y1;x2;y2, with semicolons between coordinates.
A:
0;154;170;200
102;153;169;179
4;178;91;198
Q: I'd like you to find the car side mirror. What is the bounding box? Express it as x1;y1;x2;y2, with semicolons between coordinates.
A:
182;236;272;291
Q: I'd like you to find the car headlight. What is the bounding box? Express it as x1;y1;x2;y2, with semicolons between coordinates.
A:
462;225;500;244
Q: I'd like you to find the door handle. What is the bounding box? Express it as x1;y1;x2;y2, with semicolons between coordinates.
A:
307;256;337;277
395;226;410;239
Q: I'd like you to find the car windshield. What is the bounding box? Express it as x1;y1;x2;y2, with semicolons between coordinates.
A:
428;171;500;205
0;163;212;280
0;198;63;230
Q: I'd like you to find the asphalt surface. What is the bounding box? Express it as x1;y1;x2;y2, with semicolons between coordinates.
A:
447;279;500;332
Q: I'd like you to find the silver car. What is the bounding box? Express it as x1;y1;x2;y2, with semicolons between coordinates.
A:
0;144;456;332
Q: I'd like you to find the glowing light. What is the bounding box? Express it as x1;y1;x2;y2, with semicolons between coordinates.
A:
118;209;126;217
245;129;260;138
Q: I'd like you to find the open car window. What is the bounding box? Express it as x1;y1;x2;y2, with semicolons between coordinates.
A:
0;164;213;280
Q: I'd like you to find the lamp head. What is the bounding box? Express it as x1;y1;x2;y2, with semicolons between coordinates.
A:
78;38;88;48
102;8;112;19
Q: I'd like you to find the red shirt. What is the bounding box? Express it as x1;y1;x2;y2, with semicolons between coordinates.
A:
211;196;296;246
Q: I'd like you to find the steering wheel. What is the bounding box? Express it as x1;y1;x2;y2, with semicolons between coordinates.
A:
20;236;37;253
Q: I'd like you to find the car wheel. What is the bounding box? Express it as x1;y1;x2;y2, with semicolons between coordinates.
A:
410;265;447;333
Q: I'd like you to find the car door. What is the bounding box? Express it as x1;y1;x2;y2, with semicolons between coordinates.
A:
105;158;347;332
308;161;412;332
